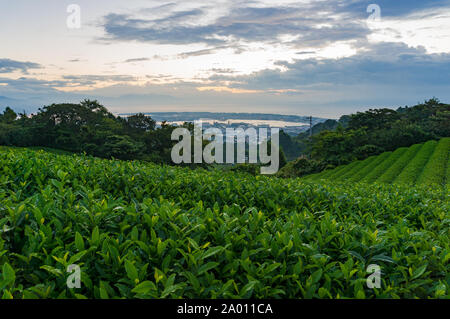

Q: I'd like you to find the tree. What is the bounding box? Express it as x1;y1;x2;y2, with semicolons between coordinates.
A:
125;113;156;138
348;108;399;130
80;99;109;115
279;130;302;161
1;107;17;124
101;135;144;160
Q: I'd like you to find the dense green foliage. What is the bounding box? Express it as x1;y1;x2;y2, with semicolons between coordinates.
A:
377;144;423;184
417;138;450;186
0;148;448;299
279;98;450;177
0;100;179;164
306;138;450;187
395;141;438;184
280;119;342;161
1;98;448;177
0;101;288;171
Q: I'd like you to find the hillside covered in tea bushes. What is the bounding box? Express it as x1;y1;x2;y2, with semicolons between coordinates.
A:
277;99;450;178
0;147;448;299
304;138;450;186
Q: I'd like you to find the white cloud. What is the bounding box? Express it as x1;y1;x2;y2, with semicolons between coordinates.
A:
368;8;450;54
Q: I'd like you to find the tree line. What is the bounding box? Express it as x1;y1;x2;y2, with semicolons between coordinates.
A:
0;100;180;164
1;98;448;177
0;100;286;171
278;98;450;177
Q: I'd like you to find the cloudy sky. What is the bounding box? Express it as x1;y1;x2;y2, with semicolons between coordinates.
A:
1;0;450;118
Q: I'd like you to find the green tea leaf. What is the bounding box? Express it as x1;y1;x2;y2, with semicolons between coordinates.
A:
75;232;85;251
2;263;15;284
125;260;139;282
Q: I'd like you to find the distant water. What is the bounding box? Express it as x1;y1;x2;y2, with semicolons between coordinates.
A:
157;118;309;127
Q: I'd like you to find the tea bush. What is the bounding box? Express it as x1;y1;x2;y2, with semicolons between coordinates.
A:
377;144;423;183
308;138;449;187
0;147;448;299
395;140;437;184
417;138;450;186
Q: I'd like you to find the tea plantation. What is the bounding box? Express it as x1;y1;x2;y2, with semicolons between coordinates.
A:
0;147;448;299
305;138;450;186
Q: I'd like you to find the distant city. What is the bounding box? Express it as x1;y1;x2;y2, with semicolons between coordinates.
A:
118;112;328;136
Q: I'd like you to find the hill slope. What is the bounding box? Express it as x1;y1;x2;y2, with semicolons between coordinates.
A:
0;147;448;298
304;138;450;186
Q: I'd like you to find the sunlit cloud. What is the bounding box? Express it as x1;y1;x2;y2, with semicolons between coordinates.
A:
368;7;450;54
197;86;260;94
